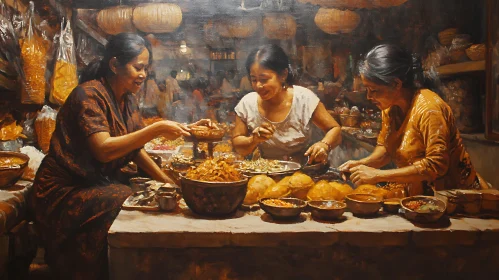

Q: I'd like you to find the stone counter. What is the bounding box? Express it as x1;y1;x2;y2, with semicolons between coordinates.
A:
108;206;499;280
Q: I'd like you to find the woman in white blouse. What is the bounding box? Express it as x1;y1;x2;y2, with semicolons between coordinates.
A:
233;44;342;164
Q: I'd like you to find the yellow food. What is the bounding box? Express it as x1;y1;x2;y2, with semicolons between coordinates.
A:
35;118;56;154
0;157;26;168
351;184;389;198
244;175;276;205
307;180;342;201
329;181;353;200
50;60;78;105
0;122;26;141
21;36;47;104
262;199;296;208
288;172;314;200
262;176;291;198
186;158;242;182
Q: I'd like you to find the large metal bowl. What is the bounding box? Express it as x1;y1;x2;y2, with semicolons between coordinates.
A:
235;160;301;177
0;151;29;189
180;176;248;216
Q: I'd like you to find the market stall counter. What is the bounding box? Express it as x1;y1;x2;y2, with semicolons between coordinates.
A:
108;204;499;280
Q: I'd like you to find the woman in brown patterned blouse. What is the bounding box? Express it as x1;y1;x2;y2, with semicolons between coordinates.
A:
30;33;212;280
339;44;488;195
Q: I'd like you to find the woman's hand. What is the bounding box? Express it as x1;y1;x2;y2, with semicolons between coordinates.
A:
339;160;362;172
304;142;329;164
189;119;219;129
251;122;275;144
349;165;382;186
159;120;191;139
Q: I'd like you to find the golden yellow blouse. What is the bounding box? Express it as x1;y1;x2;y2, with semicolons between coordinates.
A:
377;89;478;191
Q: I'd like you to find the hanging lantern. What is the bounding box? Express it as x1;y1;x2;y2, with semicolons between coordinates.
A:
96;6;136;35
297;0;373;9
132;3;182;33
215;17;259;38
314;8;360;34
263;13;296;40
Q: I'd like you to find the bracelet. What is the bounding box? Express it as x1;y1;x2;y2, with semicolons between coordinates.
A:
320;140;332;151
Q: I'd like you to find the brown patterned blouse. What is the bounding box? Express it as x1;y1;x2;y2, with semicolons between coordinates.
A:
377;89;478;191
49;77;145;183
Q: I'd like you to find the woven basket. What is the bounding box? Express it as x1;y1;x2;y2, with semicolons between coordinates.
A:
132;3;182;33
438;28;458;46
263;13;296;40
96;6;136;35
35;118;56;154
465;44;486;61
314;8;360;34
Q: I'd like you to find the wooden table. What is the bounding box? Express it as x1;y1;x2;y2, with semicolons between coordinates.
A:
108;202;499;280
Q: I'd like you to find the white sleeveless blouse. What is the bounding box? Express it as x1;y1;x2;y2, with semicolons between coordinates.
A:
234;85;320;160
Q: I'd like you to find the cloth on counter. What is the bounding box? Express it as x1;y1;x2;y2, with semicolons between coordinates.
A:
235;85;320;161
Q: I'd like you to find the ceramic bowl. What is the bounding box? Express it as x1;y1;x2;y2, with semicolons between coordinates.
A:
259;198;307;220
345;193;382;217
400;196;446;223
308;200;346;220
383;198;401;214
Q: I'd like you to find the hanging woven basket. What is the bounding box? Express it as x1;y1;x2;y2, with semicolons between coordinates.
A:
132;3;182;33
215;17;259;38
371;0;408;8
263;13;297;40
314;8;360;34
203;20;224;48
96;6;136;35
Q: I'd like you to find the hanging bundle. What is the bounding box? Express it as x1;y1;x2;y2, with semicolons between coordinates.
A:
96;6;136;35
263;13;296;40
314;8;360;34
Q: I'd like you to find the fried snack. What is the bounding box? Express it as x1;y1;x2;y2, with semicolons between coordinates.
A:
262;199;297;208
50;60;78;105
380;182;408;198
244;175;276;205
288;172;314;200
145;136;184;150
0;122;26;141
329;181;354;200
0;156;26;168
307;180;342;201
262;176;292;198
21;36;47;104
186;158;242;182
351;184;389;199
190;125;225;140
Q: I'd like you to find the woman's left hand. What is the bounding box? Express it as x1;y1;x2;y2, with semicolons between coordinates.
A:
190;119;219;129
349;165;382;186
304;142;329;164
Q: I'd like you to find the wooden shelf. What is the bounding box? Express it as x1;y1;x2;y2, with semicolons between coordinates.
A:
436;60;485;76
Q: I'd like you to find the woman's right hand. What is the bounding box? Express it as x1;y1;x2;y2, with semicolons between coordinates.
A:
339;160;363;172
251;122;275;144
159;120;191;139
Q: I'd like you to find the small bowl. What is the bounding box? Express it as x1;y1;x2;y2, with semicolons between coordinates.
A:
190;127;225;141
129;177;151;192
0;151;29;189
259;198;307;220
400;196;446;223
156;192;177;211
383;198;401;214
308;200;346;220
345;194;382;217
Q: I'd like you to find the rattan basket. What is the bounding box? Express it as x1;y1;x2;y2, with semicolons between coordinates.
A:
465;44;486;61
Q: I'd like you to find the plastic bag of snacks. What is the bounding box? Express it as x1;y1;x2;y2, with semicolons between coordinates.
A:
20;145;45;180
35;105;57;153
20;2;47;105
49;18;77;105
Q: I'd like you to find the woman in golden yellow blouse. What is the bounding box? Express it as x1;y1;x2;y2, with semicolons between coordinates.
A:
339;44;487;195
